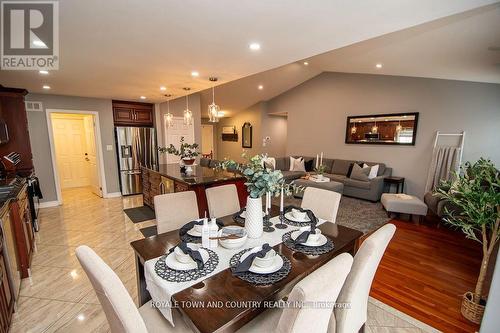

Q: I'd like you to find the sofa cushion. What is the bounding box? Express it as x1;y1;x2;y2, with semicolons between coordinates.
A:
332;159;355;176
324;174;347;183
275;157;287;171
349;163;370;181
362;161;386;176
344;178;371;190
281;170;306;181
321;158;335;173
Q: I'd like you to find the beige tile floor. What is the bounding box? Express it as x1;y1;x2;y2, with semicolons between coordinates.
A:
10;187;439;333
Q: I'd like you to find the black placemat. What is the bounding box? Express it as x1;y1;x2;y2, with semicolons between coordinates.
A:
229;249;291;285
154;249;219;282
282;230;334;255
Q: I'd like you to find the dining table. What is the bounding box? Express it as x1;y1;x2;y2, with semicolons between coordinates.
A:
130;205;363;333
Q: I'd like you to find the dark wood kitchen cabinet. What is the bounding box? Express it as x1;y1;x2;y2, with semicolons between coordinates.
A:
0;237;14;333
112;100;154;127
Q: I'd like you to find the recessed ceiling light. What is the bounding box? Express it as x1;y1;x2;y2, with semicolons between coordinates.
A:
249;43;261;51
42;85;50;89
303;61;309;66
258;85;263;90
191;71;199;77
77;314;85;321
375;63;383;69
140;96;146;100
160;86;166;91
39;70;49;75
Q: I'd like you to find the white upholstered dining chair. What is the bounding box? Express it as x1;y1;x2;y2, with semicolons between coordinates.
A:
205;184;241;218
301;187;342;223
154;191;199;234
334;224;396;333
75;245;192;333
237;253;354;333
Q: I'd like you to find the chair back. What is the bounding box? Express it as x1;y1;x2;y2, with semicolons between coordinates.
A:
205;184;240;218
154;191;199;234
334;224;396;333
301;187;341;223
277;253;353;333
75;246;147;333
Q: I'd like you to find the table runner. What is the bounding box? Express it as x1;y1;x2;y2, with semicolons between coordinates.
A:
144;216;325;326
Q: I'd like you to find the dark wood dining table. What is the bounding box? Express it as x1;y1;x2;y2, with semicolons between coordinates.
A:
130;206;363;333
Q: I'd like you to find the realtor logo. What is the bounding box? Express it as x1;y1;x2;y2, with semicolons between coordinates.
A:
1;0;59;70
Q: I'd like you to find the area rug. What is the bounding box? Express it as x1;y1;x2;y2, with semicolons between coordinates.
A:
124;206;155;223
273;196;389;234
140;225;158;238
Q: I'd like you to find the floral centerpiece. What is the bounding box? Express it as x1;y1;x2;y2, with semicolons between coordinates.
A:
314;164;328;180
219;153;298;238
158;136;199;165
437;158;499;324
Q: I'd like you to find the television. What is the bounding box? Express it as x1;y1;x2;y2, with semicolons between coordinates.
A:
0;121;9;144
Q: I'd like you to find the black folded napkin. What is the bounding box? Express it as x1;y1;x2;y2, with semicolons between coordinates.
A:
293;222;318;245
234;243;273;274
179;219;224;237
169;242;204;270
283;205;318;224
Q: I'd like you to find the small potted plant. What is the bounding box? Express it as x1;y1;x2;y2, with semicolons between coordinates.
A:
158;136;199;165
437;158;499;324
314;164;328;181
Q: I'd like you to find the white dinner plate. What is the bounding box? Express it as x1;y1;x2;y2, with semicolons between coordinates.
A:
284;212;311;223
240;210;266;219
239;250;284;274
186;228;202;237
164;249;209;271
290;230;328;247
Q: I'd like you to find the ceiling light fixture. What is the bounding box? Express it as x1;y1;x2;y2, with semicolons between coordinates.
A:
183;87;193;125
39;70;49;75
140;96;146;100
396;120;402;132
208;77;220;123
160;86;167;91
303;61;309;66
165;95;173;128
376;63;383;69
351;124;357;134
258;85;263;90
249;43;261;51
43;85;50;89
371;121;378;134
191;71;199;77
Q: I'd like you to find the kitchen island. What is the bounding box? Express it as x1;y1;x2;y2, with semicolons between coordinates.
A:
141;164;247;217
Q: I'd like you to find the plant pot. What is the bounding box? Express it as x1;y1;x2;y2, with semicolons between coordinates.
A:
461;292;486;324
245;196;263;238
183;158;195;165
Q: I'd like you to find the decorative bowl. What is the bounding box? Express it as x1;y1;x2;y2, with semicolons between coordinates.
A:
218;226;247;249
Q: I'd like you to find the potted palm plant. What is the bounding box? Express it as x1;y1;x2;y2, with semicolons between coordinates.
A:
158;136;199;165
437;158;499;324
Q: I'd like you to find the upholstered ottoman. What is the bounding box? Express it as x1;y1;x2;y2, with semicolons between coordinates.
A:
293;179;344;198
381;193;428;223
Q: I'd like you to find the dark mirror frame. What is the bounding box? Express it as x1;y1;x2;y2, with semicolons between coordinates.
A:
345;112;419;146
242;122;252;148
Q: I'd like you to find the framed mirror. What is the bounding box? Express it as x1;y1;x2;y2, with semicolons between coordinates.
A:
345;112;419;145
242;122;252;148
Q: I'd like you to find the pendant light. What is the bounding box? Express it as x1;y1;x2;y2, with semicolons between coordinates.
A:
183;87;193;125
351;123;357;134
371;121;378;134
208;77;220;123
396;120;402;132
164;94;173;128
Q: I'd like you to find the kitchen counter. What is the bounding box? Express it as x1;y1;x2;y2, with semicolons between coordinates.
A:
0;177;26;215
141;164;247;217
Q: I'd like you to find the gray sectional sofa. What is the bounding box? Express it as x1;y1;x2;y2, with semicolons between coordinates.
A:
275;156;392;202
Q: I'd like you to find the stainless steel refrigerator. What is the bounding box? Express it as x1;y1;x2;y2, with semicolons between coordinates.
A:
115;127;157;195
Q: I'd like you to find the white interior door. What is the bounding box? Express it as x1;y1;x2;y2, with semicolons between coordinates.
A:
52;115;91;189
201;124;214;157
83;115;102;197
164;116;195;164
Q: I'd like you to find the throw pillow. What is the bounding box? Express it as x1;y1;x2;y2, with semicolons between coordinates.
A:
363;163;380;179
289;156;303;171
350;163;370;181
262;157;276;170
346;162;363;177
304;159;314;172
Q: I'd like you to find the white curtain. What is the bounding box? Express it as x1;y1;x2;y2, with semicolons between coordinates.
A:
425;146;461;193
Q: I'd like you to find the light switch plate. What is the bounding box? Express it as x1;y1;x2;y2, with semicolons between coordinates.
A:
106;145;113;151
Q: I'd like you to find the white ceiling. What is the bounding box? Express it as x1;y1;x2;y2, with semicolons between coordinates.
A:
0;0;496;102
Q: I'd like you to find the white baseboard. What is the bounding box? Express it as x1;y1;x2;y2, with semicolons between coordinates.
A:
39;200;60;208
104;192;122;198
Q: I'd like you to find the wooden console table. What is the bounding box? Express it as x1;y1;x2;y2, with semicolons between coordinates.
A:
384;176;405;193
141;164;247;217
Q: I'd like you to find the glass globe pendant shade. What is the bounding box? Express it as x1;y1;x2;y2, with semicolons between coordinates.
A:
184;109;193;125
208;102;220;122
351;125;357;134
165;112;174;127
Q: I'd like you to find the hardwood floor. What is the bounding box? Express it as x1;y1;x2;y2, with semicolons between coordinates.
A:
370;219;482;333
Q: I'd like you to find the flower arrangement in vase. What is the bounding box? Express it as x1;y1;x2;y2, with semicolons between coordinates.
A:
314;164;328;180
158;136;199;165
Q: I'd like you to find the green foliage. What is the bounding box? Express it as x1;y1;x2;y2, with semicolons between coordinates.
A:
314;164;328;175
218;152;302;199
437;158;500;244
158;136;199;159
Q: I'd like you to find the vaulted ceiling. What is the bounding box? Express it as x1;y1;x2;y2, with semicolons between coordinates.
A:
1;0;497;105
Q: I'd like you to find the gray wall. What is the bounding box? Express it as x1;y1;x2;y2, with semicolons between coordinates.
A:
157;93;202;164
25;93;120;203
267;72;500;197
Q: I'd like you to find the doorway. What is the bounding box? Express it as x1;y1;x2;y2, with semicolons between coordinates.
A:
164;116;195;164
201;124;215;159
47;110;106;204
